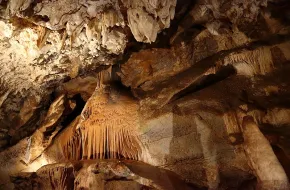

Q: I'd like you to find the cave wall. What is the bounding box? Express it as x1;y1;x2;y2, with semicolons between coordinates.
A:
0;0;290;189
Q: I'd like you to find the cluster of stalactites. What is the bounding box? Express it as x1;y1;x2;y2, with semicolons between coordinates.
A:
59;113;143;161
59;117;82;161
58;77;144;161
80;122;143;160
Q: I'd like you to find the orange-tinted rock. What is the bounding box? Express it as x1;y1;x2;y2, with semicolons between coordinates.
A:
11;160;190;190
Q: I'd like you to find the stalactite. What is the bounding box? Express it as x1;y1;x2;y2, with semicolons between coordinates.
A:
76;83;144;160
77;114;143;160
55;67;145;161
24;136;32;164
36;26;50;49
58;116;81;160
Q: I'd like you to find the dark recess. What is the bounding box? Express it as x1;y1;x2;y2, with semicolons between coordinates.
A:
61;94;85;127
170;65;237;102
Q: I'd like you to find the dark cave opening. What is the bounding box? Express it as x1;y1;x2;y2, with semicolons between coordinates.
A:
61;94;86;127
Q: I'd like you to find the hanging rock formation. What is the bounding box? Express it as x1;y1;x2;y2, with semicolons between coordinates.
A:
58;86;145;161
1;0;290;189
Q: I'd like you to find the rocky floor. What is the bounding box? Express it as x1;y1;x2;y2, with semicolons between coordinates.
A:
0;0;290;189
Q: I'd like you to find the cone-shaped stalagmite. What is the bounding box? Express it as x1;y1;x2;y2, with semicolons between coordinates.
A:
242;116;290;190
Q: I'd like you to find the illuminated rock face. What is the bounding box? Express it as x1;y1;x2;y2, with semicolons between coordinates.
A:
58;87;145;161
10;160;191;190
1;0;290;189
0;0;176;148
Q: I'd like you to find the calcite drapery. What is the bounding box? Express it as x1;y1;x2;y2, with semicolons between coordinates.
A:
59;86;145;161
1;0;290;189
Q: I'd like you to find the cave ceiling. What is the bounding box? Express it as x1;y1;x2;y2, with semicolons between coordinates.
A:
0;0;290;189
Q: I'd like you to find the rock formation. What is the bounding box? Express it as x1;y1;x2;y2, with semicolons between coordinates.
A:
0;0;290;189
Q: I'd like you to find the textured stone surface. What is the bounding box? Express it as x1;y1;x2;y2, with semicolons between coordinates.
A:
10;160;190;190
0;0;176;149
1;0;290;189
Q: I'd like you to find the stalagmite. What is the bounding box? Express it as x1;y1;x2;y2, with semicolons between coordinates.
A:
242;116;290;190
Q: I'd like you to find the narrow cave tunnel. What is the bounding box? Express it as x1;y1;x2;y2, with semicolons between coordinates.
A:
1;0;290;190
